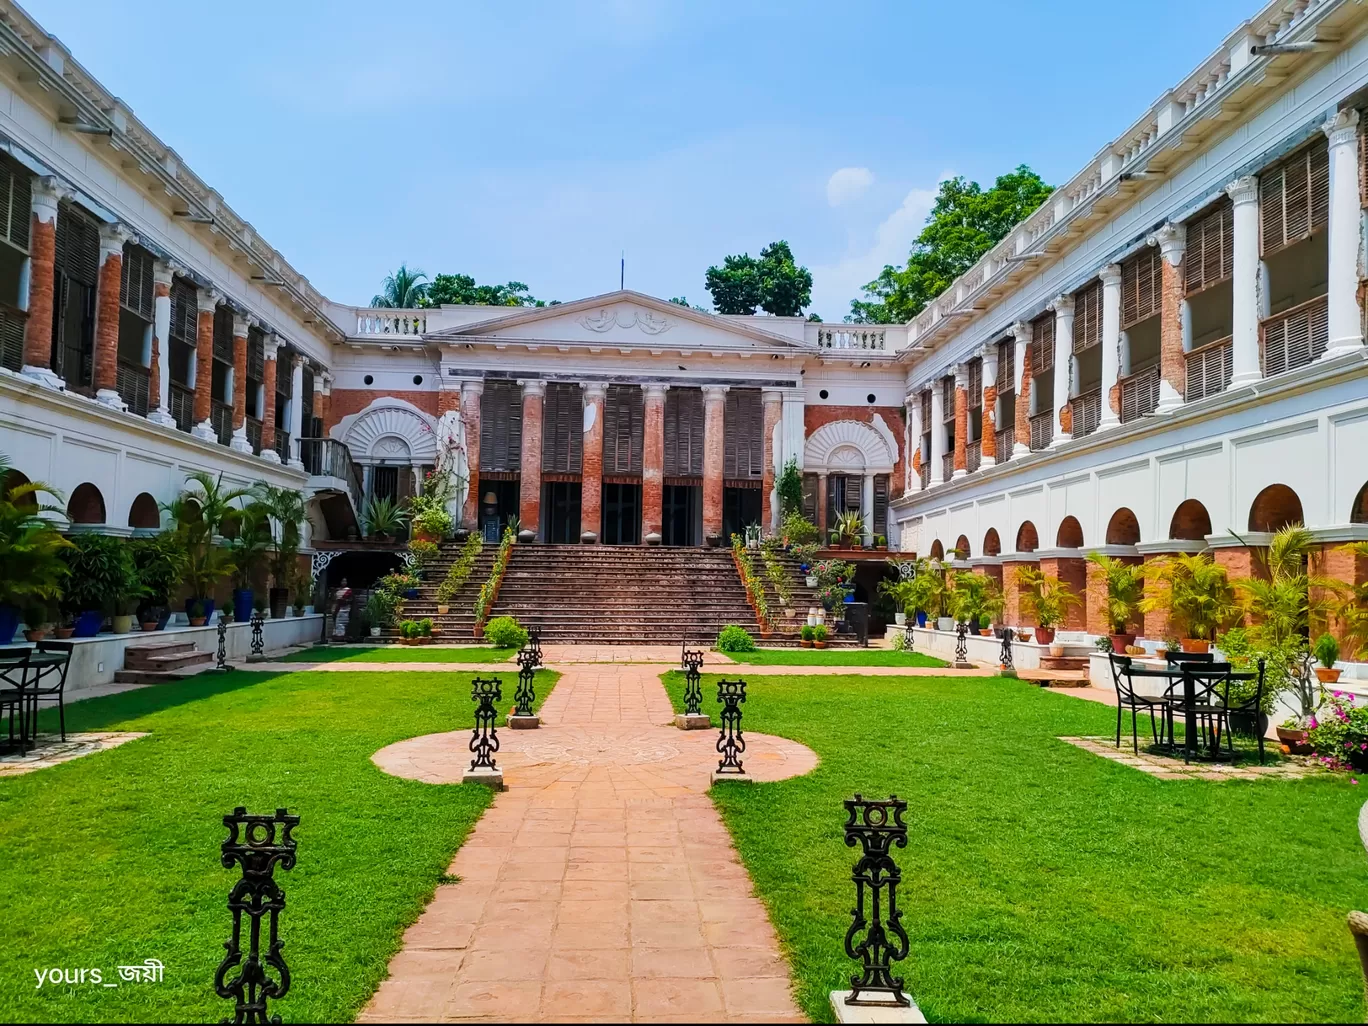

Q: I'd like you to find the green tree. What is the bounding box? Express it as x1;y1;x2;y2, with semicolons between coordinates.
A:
850;166;1053;323
425;273;546;308
705;240;813;316
371;264;429;308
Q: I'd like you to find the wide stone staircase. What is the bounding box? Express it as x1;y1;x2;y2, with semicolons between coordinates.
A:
388;546;497;641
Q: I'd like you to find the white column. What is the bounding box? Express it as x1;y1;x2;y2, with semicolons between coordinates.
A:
147;261;176;427
1324;109;1365;358
1096;263;1122;431
904;394;922;494
1049;295;1074;447
929;379;946;485
952;362;969;479
1011;320;1030;459
979;345;998;469
861;474;875;544
288;354;305;469
1227;175;1262;387
780;388;805;475
1149;223;1187;413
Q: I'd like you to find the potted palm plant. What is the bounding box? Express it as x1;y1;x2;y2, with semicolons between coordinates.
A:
164;472;248;623
228;501;272;623
1014;566;1080;646
1142;552;1237;653
1313;633;1341;684
59;533;133;637
130;532;187;630
0;455;70;644
1087;553;1145;652
361;495;409;543
950;571;1004;635
256;483;307;619
833;510;864;550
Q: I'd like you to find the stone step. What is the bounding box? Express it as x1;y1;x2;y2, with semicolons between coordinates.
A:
122;642;204;671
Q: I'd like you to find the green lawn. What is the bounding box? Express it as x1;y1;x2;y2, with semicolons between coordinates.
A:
280;645;519;663
661;670;1367;1024
722;647;947;667
0;666;556;1023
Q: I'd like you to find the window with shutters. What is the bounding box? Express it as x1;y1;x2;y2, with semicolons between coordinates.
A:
0;157;27;368
996;338;1014;392
940;376;955;418
116;243;155;393
246;328;265;422
1261;138;1329;257
1120;247;1161;329
1072;280;1102;352
480;380;524;473
802;473;818;523
52;203;99;389
1261;295;1329;376
966;358;983;442
1185;200;1233;295
602;384;643;475
723;388;763;479
1030;312;1054;374
211;305;234;413
873;475;889;537
664;387;704;477
0;157;30;255
541;382;584;474
302;368;315;437
119;244;154;321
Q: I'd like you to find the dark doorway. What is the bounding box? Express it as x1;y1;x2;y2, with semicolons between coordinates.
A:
722;486;762;543
602;482;641;545
371;465;399;503
662;484;702;546
480;479;519;542
542;481;582;543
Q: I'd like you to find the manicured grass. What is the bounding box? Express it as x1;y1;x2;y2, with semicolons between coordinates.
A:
0;666;557;1023
661;670;1367;1023
722;647;947;667
280;645;519;663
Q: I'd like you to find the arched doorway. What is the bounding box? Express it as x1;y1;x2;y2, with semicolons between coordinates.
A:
1249;484;1304;532
1105;507;1140;546
1169;499;1212;541
1056;516;1084;549
67;483;106;525
128;492;160;530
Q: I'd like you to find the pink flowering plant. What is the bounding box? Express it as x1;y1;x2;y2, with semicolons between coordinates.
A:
1307;691;1368;772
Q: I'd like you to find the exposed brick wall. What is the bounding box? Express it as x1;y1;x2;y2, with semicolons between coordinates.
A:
953;386;968;472
231;331;247;429
436;389;460;417
1039;556;1087;630
1248;484;1304;533
1169;499;1212;541
1160;255;1186;400
1086;554;1146;638
262;357;278;450
149;280;169;413
1002;560;1039;625
1318;544;1368;651
802;404;908;489
193;309;214;424
980;385;997;461
1058;401;1073;436
701;390;725;540
581;390;605;540
1108;382;1121;416
329;389;440;426
22;216;55;369
1014;343;1033;451
92;251;122;394
519;389;544;537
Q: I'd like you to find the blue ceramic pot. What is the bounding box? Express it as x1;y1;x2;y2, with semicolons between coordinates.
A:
0;604;19;645
916;611;928;627
185;598;216;622
404;589;419;599
73;609;104;638
233;589;255;624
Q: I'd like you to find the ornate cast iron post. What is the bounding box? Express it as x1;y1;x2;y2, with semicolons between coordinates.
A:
247;612;266;663
713;678;748;778
675;641;710;730
511;629;542;729
841;794;910;1010
469;676;501;772
999;627;1015;671
215;612;232;672
215;806;299;1025
954;621;969;663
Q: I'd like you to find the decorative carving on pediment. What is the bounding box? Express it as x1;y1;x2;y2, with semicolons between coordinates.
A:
578;307;673;336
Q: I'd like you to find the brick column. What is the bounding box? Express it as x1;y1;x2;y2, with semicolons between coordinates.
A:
147;261;176;427
1149;224;1187;412
518;380;545;539
1002;559;1039;626
816;472;828;541
93;223;131;409
20;177;66;389
980;345;997;468
952;363;969;478
761;389;783;533
579;382;606;542
260;336;281;463
702;385;727;543
229;312;254;453
1038;554;1087;631
1012;321;1032;458
460;380;484;528
642;383;667;543
1318;542;1368;649
190;289;221;441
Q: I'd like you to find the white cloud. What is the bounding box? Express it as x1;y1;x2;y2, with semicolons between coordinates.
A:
810;183;939;321
826;167;875;207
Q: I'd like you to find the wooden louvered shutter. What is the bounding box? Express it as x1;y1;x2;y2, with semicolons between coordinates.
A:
0;158;30;252
802;473;818;522
541;383;583;473
170;279;195;345
604;384;642;474
120;244;155;320
1361;112;1368;208
480;380;523;472
1073;280;1102;352
212;306;234;362
724;388;763;479
1185;200;1233;295
920;389;931;425
1262;300;1329;375
1031;313;1054;373
873;475;889;537
54;204;99;285
967;359;982;408
997;339;1013;392
941;376;955;418
664;387;704;477
301;368;315;431
1121;247;1160;328
247;329;265;381
1261;138;1329;256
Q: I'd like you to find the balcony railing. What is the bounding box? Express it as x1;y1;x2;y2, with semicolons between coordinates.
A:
814;326;885;350
995;426;1014;459
300;437;362;511
116;359;150;417
355;310;427;336
0;301;26;373
246;417;263;455
274;429;292;464
169;383;194;433
1071;387;1102;438
1186;336;1232;402
1029;411;1053;451
942;452;954;480
1119;364;1160;423
211;401;233;446
1261;294;1328;378
966;438;981;474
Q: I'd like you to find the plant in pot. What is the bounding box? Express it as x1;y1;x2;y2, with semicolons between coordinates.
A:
1313;632;1341;684
833;510;865;550
130;532;187;630
1308;690;1368;771
800;624;815;648
187;599;208;627
409;495;453;544
813;623;829;649
878;577;917;627
366;589;399;637
419;617;434;644
228;501;272;624
950;571;1004;635
361;495;410;543
164;472;247;623
1334;541;1368;667
59;533;136;637
781;509;820;548
1014;566;1079;646
1087;553;1144;653
22;599;54;642
1141;552;1237;654
255;483;307;620
0;454;70;644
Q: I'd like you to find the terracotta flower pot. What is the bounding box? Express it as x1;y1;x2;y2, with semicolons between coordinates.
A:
436;605;449;615
141;621;160;633
1109;633;1136;653
23;628;47;643
800;640;812;648
1276;725;1313;755
54;627;75;639
814;640;827;649
1034;626;1055;646
190;617;207;627
1180;638;1210;654
1315;666;1343;684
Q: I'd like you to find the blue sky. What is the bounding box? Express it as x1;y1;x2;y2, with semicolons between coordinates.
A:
32;0;1258;321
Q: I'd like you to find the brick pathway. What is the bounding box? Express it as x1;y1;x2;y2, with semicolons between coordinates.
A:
362;665;815;1023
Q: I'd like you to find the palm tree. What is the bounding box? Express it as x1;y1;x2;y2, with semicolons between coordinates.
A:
254;483;308;593
371;264;429;308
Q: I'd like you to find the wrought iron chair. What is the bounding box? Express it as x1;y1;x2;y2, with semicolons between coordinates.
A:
1106;654;1171;754
0;646;33;753
1166;660;1236;756
29;640;74;741
1165;650;1214;666
1213;658;1267;765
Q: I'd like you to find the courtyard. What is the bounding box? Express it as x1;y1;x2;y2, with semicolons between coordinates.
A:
0;646;1364;1023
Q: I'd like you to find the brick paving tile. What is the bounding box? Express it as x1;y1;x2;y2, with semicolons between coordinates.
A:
365;665;814;1022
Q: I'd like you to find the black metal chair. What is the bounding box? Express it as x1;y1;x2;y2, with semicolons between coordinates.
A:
1165;650;1214;666
1107;654;1171;754
0;646;32;753
1214;658;1267;765
29;641;74;742
1168;660;1234;756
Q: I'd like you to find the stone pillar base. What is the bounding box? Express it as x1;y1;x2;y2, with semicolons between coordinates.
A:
191;420;217;443
95;388;127;412
230;430;254;454
260;449;282;465
1048;432;1072;449
507;714;539;729
1011;443;1030;459
288;459;306;471
952;469;967;480
675;713;711;730
1155;381;1184;414
710;770;753;785
1324;338;1365;359
147;408;177;428
462;766;505;790
830;992;927;1024
21;365;65;390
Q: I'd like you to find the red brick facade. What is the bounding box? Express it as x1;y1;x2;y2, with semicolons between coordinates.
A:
953;386;968;473
1014;343;1033;451
92;248;122;395
1002;559;1039;624
231;329;248;430
22;216;54;369
193;307;215;424
980;385;997;462
1038;555;1087;631
581;387;605;540
261;355;278;451
330;389;440;427
519;385;544;535
701;388;725;541
1160;253;1186;401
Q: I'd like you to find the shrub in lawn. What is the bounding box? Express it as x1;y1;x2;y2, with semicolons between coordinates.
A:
484;615;528;650
717;624;757;652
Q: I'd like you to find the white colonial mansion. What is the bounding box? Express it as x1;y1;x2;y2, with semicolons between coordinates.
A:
0;0;1367;629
